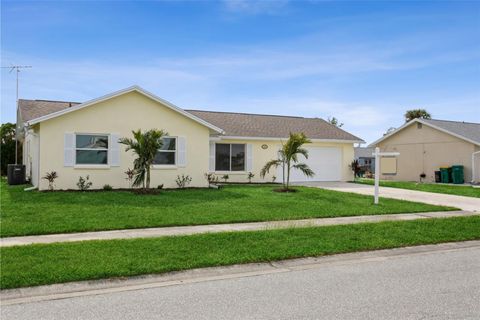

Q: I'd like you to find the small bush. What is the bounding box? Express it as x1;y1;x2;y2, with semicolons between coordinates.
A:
222;174;229;183
205;173;218;187
77;175;93;191
103;184;113;191
175;174;192;189
157;184;164;190
124;168;135;188
272;175;277;183
247;172;255;183
42;171;58;191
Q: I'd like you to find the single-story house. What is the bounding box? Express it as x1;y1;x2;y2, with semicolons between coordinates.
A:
17;86;364;190
370;118;480;183
354;147;375;174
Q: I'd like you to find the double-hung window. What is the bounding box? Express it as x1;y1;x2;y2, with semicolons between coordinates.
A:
75;134;109;165
153;137;176;165
215;143;245;171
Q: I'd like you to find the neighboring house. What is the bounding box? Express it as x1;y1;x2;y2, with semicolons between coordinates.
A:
17;86;364;190
370;118;480;183
354;147;375;174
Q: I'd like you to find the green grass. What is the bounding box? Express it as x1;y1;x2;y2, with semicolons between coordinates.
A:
1;216;479;289
355;178;480;198
0;179;456;237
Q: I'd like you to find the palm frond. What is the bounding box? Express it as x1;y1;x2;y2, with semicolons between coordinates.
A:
292;163;315;177
260;159;282;178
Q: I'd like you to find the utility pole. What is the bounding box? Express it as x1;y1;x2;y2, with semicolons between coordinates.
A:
1;65;32;164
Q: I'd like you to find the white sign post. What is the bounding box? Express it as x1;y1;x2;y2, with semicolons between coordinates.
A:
373;147;400;205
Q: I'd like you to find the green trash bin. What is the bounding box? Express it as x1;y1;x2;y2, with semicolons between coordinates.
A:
451;165;464;184
440;167;451;183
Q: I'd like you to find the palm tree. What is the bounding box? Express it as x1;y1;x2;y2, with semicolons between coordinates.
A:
260;132;315;190
404;109;431;122
119;129;167;189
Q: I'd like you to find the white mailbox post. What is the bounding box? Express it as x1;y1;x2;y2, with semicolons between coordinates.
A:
373;147;400;205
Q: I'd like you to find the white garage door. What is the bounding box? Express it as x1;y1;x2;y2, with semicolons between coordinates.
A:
278;147;342;182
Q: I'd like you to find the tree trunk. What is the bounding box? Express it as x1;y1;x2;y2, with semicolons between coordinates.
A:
286;160;291;190
146;165;151;189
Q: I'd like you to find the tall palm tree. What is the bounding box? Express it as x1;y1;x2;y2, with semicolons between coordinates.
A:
260;132;315;190
119;129;167;189
404;109;431;122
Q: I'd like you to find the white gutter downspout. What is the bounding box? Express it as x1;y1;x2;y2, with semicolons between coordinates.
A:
24;186;38;191
472;150;480;184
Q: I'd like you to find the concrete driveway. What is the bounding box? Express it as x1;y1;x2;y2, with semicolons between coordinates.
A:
296;182;480;212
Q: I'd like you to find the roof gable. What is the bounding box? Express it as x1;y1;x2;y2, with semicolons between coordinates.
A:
370;118;480;147
23;86;224;134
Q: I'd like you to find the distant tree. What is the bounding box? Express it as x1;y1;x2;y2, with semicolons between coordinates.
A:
384;127;396;136
0;123;17;175
327;117;344;127
404;109;431;122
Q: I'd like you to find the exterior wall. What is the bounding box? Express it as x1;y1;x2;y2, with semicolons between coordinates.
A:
211;139;354;183
23;125;40;185
376;123;476;182
37;91;211;190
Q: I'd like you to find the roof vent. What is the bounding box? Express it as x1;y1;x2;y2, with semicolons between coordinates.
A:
417;123;422;129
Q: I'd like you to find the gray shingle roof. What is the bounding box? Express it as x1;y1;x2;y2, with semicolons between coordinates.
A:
18;98;363;142
187;110;363;141
422;119;480;145
18;99;81;122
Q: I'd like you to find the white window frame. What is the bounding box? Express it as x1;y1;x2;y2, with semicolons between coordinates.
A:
215;143;246;172
153;136;177;168
74;133;110;167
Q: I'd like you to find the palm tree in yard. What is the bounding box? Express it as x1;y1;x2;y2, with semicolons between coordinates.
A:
260;132;315;191
119;129;167;189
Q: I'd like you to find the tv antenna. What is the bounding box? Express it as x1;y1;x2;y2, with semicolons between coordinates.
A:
1;65;32;164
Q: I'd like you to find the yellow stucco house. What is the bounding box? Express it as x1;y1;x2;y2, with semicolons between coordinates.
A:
18;86;364;190
370;118;480;183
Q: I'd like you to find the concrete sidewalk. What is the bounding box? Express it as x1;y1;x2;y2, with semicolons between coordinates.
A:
297;182;480;212
1;210;477;247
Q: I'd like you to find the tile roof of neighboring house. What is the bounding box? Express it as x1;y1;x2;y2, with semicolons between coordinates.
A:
17;98;364;142
186;110;363;141
18;99;81;122
421;119;480;145
354;147;375;158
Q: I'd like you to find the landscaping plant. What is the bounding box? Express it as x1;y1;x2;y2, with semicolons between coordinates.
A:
42;171;58;191
350;159;361;180
247;172;255;183
77;175;92;191
175;174;192;189
124;168;135;188
103;184;113;191
260;132;314;191
119;129;167;190
222;174;229;183
205;173;218;187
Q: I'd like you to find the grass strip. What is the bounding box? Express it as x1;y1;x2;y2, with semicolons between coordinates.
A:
1;216;479;289
355;178;480;198
1;179;455;237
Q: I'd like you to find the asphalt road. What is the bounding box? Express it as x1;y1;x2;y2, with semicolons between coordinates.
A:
3;245;480;320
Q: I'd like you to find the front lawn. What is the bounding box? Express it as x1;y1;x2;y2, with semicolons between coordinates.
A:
0;179;455;237
355;178;480;198
1;216;478;289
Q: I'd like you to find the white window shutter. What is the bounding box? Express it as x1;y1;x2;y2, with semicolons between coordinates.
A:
64;133;75;167
177;137;186;167
209;141;215;172
246;144;253;171
109;133;120;167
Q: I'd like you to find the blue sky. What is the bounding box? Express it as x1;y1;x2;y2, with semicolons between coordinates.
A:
1;0;479;143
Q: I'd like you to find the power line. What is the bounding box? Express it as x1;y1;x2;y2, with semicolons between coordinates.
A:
1;65;32;164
